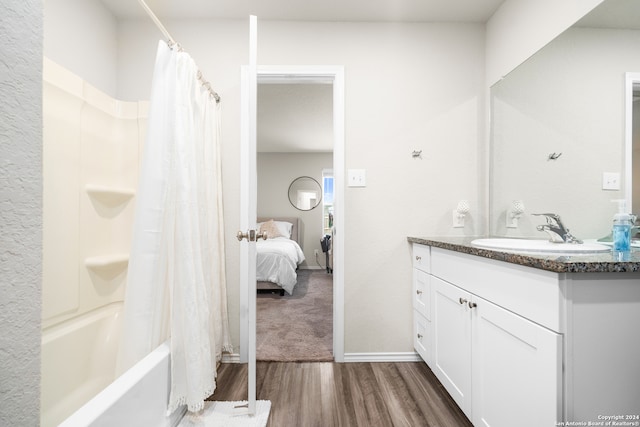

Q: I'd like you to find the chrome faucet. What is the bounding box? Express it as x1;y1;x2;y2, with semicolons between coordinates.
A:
532;213;583;244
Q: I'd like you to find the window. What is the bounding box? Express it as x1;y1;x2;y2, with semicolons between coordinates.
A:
322;169;334;236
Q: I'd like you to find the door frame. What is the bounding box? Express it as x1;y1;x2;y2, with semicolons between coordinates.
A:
240;65;345;363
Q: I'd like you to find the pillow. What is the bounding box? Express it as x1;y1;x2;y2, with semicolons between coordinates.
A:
259;220;285;239
274;221;293;239
257;219;293;239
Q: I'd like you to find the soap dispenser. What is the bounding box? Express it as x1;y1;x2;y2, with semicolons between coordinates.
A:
612;199;633;252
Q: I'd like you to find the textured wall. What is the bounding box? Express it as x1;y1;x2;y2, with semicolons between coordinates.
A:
0;1;43;425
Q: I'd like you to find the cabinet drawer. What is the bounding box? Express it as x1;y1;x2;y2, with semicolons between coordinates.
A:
413;310;431;364
413;269;431;319
413;244;430;272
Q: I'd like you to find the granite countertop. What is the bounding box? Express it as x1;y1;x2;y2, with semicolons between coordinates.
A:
407;236;640;273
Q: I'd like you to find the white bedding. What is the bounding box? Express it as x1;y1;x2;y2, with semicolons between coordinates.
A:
256;237;305;295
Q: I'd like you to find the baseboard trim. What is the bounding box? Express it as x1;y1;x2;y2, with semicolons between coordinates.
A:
221;353;241;363
221;352;422;363
299;265;325;270
343;352;423;363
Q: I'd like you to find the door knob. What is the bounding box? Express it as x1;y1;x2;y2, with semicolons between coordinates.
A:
237;229;268;242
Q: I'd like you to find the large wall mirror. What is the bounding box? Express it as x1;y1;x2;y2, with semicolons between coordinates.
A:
489;0;640;241
288;176;322;211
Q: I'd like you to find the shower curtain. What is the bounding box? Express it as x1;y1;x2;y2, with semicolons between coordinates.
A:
117;40;232;413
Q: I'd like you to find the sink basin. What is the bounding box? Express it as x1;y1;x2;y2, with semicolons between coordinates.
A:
470;238;611;254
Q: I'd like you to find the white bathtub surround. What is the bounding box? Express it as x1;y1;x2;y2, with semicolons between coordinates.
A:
117;40;232;414
178;400;271;427
41;58;146;426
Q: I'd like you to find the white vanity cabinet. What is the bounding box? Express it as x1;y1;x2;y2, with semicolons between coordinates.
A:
412;244;563;426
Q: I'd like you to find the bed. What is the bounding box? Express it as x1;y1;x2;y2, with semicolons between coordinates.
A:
256;217;305;295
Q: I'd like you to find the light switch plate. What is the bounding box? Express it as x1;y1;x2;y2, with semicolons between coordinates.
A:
602;172;621;191
348;169;366;187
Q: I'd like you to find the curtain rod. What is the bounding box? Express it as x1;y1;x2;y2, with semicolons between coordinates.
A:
137;0;221;103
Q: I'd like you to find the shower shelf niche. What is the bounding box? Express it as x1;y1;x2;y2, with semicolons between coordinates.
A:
85;184;135;207
85;254;129;277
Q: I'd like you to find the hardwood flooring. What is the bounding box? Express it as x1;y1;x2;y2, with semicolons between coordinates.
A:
208;361;473;427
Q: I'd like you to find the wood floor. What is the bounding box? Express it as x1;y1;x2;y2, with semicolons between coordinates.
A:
208;361;473;427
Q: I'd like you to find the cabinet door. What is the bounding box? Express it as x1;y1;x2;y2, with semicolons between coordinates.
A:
472;296;562;427
413;310;431;364
413;268;430;319
432;277;472;417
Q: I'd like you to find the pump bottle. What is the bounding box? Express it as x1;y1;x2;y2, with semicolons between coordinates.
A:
612;199;633;252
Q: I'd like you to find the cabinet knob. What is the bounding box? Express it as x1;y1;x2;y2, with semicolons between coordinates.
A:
459;297;468;305
468;302;477;309
417;333;423;339
416;290;423;295
415;255;422;261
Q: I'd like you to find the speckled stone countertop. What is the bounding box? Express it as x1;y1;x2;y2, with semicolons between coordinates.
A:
407;236;640;273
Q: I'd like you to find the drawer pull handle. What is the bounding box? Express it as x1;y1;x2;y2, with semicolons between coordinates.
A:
468;302;477;309
459;297;468;305
415;256;422;261
416;290;423;295
417;333;423;339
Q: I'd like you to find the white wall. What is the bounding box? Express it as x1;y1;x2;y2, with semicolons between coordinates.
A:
117;19;486;354
258;153;332;268
486;0;605;87
44;0;119;96
0;1;42;425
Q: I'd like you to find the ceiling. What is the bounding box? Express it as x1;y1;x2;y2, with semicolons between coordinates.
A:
101;0;506;22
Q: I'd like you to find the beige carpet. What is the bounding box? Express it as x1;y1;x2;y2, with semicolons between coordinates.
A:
256;269;333;362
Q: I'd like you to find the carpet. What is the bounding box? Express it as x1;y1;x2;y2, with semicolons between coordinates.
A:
256;269;333;362
178;400;271;427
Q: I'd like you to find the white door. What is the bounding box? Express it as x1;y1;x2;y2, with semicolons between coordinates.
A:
239;15;258;415
471;295;562;427
432;276;472;417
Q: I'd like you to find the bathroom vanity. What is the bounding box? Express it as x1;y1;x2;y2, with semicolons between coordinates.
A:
408;237;640;427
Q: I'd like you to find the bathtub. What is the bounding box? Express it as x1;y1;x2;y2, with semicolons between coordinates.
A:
60;341;185;427
41;303;186;426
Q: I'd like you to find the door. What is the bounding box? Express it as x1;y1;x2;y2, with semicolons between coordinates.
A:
432;276;472;417
471;295;562;427
238;15;258;415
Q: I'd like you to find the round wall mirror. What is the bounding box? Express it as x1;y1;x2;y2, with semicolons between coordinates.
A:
288;176;322;211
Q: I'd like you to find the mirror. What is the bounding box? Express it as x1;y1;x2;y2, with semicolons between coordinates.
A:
489;0;640;240
288;176;322;211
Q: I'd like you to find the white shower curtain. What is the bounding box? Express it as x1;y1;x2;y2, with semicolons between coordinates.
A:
117;40;232;413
